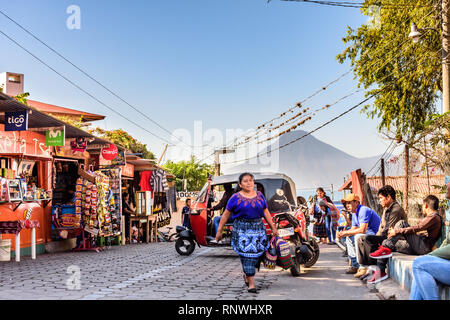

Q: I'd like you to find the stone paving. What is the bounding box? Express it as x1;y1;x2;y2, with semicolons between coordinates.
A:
0;241;382;300
0;242;276;300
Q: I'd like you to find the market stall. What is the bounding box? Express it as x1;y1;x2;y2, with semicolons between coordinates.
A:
0;92;124;257
0;130;53;259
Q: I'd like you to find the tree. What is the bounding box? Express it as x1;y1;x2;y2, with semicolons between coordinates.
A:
13;92;30;105
89;127;156;159
164;156;214;191
337;0;442;137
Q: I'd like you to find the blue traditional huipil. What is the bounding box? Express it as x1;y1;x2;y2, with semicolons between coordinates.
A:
226;191;270;276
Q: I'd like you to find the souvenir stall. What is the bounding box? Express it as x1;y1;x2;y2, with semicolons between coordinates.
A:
0;92;125;258
51;140;123;251
86;143;125;246
140;167;172;229
0;103;54;260
49;135;91;242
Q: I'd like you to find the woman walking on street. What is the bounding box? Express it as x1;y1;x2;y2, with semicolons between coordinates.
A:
215;172;278;294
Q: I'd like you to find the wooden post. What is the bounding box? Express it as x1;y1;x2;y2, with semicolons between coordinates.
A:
31;227;36;260
424;137;431;194
214;151;220;176
404;144;410;214
381;158;385;187
15;233;20;262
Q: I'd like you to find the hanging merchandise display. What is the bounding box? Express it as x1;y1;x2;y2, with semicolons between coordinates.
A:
69;167;122;251
150;168;171;228
99;168;122;235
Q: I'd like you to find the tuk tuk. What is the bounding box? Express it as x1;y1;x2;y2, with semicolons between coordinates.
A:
175;172;320;276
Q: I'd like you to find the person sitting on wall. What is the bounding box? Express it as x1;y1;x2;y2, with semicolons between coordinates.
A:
336;193;381;275
355;185;406;282
370;195;443;285
410;183;450;300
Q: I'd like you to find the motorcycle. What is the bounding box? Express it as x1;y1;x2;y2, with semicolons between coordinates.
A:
271;189;320;276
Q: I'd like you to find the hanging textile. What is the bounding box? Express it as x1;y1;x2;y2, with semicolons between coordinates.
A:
140;171;153;192
167;185;177;213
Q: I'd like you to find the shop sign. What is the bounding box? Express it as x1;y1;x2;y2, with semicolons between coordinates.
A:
70;137;87;153
120;163;134;177
101;144;118;161
111;149;125;166
0;131;51;157
45;127;65;146
5;111;28;131
177;191;200;199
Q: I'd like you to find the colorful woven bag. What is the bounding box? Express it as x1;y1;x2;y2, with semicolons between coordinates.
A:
275;237;294;269
263;237;278;269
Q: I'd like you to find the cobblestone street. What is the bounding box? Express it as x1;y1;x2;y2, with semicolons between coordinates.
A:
0;242;379;300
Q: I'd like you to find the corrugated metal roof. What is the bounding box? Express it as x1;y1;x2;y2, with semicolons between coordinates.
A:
27;99;105;122
367;175;445;194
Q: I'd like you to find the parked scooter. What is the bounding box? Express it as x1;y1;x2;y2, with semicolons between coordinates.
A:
271;189;320;276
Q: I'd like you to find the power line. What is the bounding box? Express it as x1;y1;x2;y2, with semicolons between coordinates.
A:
0;28;203;158
278;0;434;9
229;6;437;150
0;9;197;152
220;4;439;159
220;48;442;165
365;140;395;176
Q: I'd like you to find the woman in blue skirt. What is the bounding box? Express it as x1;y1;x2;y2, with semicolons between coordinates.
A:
215;172;278;293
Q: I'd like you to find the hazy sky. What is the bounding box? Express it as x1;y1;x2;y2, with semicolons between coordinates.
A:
0;0;406;165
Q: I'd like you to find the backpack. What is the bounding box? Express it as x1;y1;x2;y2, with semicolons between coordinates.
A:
275;237;294;269
263;237;278;269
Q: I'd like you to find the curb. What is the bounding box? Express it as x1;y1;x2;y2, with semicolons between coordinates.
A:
365;278;410;300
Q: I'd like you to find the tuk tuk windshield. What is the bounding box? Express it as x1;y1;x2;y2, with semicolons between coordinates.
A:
196;182;209;203
261;179;296;213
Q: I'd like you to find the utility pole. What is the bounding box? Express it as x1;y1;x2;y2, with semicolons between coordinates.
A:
443;0;450;114
404;144;410;215
214;148;235;176
443;0;450;230
157;144;169;166
381;158;385;187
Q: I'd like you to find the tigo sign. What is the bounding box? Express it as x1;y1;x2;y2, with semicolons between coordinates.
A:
5;111;28;131
46;127;65;146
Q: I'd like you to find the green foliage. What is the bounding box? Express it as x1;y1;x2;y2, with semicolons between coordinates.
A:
13;92;30;105
165;155;214;191
52;115;85;129
89;127;155;159
337;0;441;136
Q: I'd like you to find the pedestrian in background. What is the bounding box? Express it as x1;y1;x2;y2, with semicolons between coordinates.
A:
312;201;328;244
215;172;278;294
311;187;339;244
181;198;191;228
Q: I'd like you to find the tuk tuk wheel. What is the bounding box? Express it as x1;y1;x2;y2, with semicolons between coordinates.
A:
175;238;195;256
